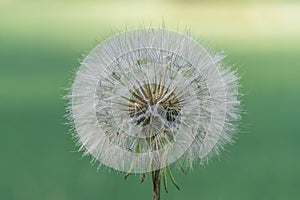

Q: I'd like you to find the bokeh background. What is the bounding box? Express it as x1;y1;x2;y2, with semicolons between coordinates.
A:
1;0;300;199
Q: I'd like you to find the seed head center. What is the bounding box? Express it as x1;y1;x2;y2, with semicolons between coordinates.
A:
128;83;182;126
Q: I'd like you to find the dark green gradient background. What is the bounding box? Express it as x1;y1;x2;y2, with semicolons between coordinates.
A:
1;0;300;199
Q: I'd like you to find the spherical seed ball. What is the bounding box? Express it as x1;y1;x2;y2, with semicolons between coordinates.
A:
67;28;241;173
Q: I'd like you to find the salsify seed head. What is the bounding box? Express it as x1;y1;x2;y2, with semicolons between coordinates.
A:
66;28;241;173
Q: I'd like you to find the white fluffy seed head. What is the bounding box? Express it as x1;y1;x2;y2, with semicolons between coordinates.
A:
66;28;241;173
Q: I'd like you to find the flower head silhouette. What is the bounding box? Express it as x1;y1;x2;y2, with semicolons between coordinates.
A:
67;27;241;199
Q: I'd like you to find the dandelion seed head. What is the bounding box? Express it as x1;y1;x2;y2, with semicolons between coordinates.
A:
67;28;241;173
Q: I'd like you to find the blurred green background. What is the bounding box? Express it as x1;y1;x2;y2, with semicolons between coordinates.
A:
1;0;300;199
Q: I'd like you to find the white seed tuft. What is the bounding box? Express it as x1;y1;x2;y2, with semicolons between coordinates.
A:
66;28;241;173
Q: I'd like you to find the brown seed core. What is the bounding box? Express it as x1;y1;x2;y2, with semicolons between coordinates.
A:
128;83;182;126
